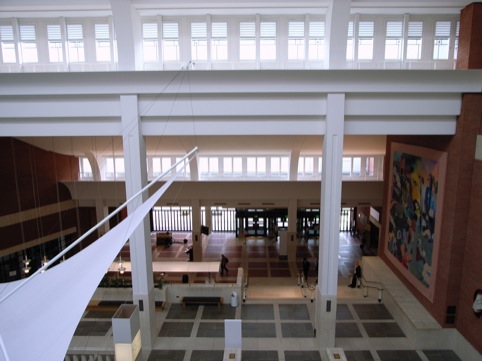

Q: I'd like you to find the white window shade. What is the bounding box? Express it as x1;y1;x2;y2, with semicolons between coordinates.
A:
386;21;402;37
309;21;324;37
95;24;110;39
289;22;304;37
0;26;14;41
163;23;179;38
212;22;227;38
47;25;61;40
408;22;423;37
191;22;207;38
240;22;255;37
67;24;83;40
260;22;276;37
143;23;158;38
358;21;374;37
435;21;451;37
20;25;36;41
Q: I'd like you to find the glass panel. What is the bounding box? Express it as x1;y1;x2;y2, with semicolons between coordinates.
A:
342;157;352;176
353;157;361;176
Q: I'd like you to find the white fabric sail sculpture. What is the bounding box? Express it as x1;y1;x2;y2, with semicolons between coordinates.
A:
0;148;197;361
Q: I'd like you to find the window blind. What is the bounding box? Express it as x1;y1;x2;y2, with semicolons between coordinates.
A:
212;22;227;38
143;23;158;39
289;22;304;37
435;21;451;37
260;22;276;37
309;21;324;37
0;26;14;41
191;22;206;38
47;25;61;40
67;24;83;40
20;25;36;41
95;24;110;39
408;22;423;37
358;21;374;37
163;23;179;38
240;22;255;37
347;22;353;37
386;21;402;37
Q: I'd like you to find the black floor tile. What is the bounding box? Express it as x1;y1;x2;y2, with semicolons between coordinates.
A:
190;350;224;361
242;322;277;337
242;350;279;360
335;322;363;337
284;350;321;361
196;322;224;337
362;322;405;337
279;304;310;320
422;349;462;361
281;322;315;337
353;304;393;320
344;350;375;361
241;304;275;320
201;304;236;320
158;321;194;337
147;350;186;361
74;321;111;336
166;304;199;319
336;304;354;320
377;350;423;361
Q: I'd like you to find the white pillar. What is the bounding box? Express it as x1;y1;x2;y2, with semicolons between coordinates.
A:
120;95;155;350
205;205;212;234
315;93;345;348
110;0;143;70
324;0;351;69
95;199;110;236
191;199;203;262
287;199;298;262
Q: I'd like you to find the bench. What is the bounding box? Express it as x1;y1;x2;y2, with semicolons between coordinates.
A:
181;296;223;308
156;232;173;246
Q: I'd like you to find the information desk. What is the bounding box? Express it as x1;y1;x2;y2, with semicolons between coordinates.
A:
108;261;221;282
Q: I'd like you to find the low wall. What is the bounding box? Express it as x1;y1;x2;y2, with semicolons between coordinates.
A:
91;268;244;308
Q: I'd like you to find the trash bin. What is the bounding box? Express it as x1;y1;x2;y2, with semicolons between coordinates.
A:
230;292;238;307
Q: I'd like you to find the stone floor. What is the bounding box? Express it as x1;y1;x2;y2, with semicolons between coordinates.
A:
67;232;465;361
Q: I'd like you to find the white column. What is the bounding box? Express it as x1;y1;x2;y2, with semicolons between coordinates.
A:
205;205;212;234
315;93;345;348
191;199;203;262
110;0;143;70
95;199;110;236
120;95;155;350
324;0;351;69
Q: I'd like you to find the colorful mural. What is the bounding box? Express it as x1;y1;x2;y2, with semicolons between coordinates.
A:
385;143;447;301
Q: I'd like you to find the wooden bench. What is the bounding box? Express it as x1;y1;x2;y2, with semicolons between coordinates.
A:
181;296;223;308
156;232;173;246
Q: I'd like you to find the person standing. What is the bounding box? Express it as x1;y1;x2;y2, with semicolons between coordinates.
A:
349;259;362;288
220;254;229;275
302;257;310;283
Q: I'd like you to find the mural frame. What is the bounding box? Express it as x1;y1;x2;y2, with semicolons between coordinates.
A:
384;142;447;302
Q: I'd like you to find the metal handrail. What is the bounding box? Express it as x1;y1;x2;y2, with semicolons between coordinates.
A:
360;275;384;302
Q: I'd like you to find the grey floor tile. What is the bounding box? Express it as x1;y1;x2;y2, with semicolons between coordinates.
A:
335;322;363;338
74;321;111;336
284;350;321;361
242;350;279;360
279;304;310;320
344;350;375;361
158;321;194;337
377;350;423;361
201;304;236;320
241;304;275;320
166;304;199;319
242;322;277;337
281;322;315;337
336;304;354;320
147;350;186;361
422;349;462;361
190;350;224;361
196;322;225;337
362;322;405;337
353;304;393;320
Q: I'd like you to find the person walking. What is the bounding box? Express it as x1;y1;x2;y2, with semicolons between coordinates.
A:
348;259;362;288
220;254;229;275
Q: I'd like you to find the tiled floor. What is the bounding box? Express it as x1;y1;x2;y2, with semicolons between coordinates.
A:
67;232;465;361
